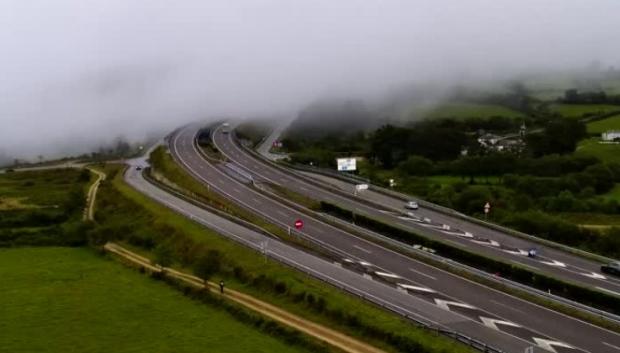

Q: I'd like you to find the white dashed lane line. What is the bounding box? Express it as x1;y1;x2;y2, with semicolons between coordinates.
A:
408;267;437;280
603;342;620;351
353;245;372;254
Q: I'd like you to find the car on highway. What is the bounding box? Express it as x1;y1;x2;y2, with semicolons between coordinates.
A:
405;201;419;210
222;122;230;134
601;261;620;276
135;166;142;171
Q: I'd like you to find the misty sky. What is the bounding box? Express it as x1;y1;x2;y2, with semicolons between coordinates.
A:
1;0;619;160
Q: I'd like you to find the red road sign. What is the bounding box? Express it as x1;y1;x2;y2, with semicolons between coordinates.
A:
294;219;304;230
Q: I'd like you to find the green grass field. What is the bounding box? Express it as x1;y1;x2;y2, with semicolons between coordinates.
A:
549;104;620;119
420;102;525;120
586;114;620;134
0;247;309;353
0;168;88;208
576;138;620;164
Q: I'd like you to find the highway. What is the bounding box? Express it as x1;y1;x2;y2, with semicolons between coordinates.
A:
124;148;533;353
169;123;620;353
212;124;620;299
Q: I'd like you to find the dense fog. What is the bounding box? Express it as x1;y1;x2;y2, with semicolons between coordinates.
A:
1;0;619;161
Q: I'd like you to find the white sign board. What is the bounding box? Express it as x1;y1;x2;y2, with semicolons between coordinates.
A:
337;158;357;171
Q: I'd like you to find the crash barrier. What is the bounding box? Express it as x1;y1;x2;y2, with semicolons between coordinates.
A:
320;201;620;316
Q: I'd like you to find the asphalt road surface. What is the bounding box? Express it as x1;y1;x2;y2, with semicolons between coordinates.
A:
212;125;620;300
124;153;536;353
168;123;620;353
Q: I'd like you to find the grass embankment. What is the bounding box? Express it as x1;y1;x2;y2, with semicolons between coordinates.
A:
95;164;474;353
0;168;91;246
150;146;329;253
0;247;314;353
586;114;620;134
576;138;620;164
235;119;278;147
549;103;620;119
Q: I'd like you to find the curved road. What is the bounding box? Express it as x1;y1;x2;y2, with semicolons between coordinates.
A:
169;123;620;353
214;125;620;299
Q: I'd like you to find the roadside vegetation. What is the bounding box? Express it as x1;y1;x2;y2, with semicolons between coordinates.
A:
279;83;620;258
235;118;279;147
0;168;92;247
90;163;475;353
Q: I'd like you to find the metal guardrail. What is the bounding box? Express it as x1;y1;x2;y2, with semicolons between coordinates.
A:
322;212;620;324
231;132;620;324
162;129;508;353
278;157;614;265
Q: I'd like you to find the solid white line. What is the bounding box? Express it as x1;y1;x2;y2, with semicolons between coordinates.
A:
353;245;372;254
408;267;437;280
603;342;620;351
597;286;620;297
178;126;603;352
276;210;289;218
490;299;526;315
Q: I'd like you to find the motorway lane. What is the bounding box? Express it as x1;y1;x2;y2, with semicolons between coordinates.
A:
123;156;533;353
172;124;620;353
212;126;620;298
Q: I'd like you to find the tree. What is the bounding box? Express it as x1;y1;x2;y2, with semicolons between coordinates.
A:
153;243;174;268
398;155;434;176
193;250;222;284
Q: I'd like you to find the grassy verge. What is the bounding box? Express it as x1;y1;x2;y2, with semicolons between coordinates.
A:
0;247;320;353
264;182;321;210
549;103;620;119
93;164;475;353
235;119;277;147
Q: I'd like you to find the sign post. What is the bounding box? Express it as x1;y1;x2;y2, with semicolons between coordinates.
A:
484;202;491;220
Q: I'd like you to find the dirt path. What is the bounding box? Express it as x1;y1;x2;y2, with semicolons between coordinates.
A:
84;168;106;221
104;242;387;353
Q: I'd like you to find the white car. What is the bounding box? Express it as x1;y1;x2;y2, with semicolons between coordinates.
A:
405;201;419;210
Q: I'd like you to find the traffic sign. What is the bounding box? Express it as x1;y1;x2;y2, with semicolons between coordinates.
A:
294;219;304;230
484;202;491;214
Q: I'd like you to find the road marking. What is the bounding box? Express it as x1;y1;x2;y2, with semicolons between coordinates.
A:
479;316;522;331
541;260;566;267
603;342;620;351
232;188;241;193
374;271;401;279
532;337;574;352
583;272;606;280
353;245;372;254
489;299;526;315
596;286;620;297
397;284;437;293
276;210;289;217
434;299;476;311
252;198;261;204
408;267;437;280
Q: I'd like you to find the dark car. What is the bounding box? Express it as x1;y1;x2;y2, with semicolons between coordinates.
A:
601;262;620;276
136;166;143;171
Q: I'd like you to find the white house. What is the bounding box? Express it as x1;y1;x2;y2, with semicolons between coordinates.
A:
602;131;620;141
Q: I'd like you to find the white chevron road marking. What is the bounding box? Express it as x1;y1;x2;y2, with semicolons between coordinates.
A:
479;316;522;331
434;299;476;311
532;337;575;352
583;271;606;280
541;260;567;267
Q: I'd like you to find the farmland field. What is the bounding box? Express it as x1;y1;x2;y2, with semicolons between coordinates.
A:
586;114;620;134
0;247;312;353
549;104;620;119
575;138;620;164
